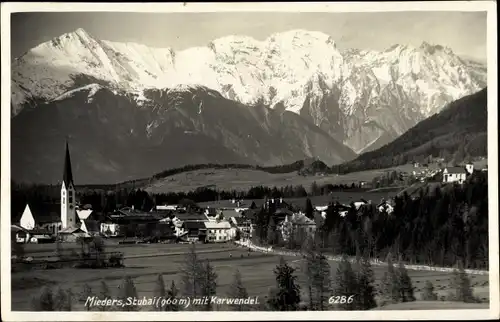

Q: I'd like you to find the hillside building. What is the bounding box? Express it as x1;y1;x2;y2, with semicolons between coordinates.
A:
442;164;473;184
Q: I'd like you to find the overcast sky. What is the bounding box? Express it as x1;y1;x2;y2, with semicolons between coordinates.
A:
11;11;487;61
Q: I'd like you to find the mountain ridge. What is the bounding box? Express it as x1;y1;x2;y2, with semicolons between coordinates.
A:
11;83;356;185
338;87;488;173
11;28;487;153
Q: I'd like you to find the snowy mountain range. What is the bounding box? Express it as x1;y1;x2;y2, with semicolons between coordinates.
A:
11;28;486;159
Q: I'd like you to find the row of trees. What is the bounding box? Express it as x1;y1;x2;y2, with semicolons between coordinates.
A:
30;241;479;311
11;180;365;217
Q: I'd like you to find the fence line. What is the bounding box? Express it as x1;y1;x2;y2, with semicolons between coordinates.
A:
234;240;489;276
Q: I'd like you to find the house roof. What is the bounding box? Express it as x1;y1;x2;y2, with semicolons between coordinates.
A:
29;229;53;235
221;209;242;218
182;221;207;230
174;212;207;222
11;225;28;233
232;217;247;225
77;209;93;220
274;208;294;217
59;227;85;234
444;166;466;174
204;221;232;229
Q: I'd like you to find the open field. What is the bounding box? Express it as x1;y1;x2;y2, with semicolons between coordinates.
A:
143;166;412;194
12;243;490;311
142;159;488;195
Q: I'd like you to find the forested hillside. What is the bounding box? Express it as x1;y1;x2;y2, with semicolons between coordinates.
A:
338;88;487;173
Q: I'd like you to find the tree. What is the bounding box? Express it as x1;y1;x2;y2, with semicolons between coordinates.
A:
396;262;416;302
303;239;331;310
227;269;250;311
81;283;93;311
421;281;438;301
333;255;358;310
199;259;218;311
165;281;181;311
31;286;55;311
180;243;204;299
53;287;73;311
305;198;314;220
97;280;111;311
153;274;166;311
267;257;301;311
379;258;400;305
118;276;138;311
355;257;377;310
447;263;476;302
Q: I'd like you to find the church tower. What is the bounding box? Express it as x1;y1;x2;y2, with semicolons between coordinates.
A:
61;141;76;229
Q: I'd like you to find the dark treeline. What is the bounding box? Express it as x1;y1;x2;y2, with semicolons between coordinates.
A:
253;171;489;270
11;180;365;218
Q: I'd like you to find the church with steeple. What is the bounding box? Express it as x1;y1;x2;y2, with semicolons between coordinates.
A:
61;141;77;229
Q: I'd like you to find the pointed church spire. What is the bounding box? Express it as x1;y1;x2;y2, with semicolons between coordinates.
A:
63;140;74;187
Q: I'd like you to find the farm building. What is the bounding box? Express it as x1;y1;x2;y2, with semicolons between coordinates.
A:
181;221;207;242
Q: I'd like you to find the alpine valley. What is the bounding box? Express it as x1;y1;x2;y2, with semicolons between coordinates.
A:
11;28;487;184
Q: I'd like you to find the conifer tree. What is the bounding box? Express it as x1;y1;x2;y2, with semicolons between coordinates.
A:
305;198;314;219
152;274;166;311
379;258;400;305
355;257;377;310
227;269;250;311
118;276;138;311
396;262;416;302
199;259;218;311
267;257;301;311
97;280;111;311
180;243;203;299
421;281;438;301
447;262;475;302
80;283;93;311
333;255;358;310
31;286;55;311
165;281;181;311
303;236;331;310
53;287;72;311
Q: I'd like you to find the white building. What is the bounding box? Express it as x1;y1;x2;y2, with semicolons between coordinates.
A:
442;166;469;184
204;221;234;242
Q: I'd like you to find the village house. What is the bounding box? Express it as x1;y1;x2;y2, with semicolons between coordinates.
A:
279;212;317;242
204;221;234;243
181;221;207;242
442;164;473;184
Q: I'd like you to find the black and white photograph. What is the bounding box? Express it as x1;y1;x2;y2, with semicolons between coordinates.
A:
1;1;498;321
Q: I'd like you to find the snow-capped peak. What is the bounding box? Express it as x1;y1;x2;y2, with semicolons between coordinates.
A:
11;28;486;153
